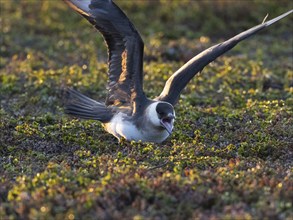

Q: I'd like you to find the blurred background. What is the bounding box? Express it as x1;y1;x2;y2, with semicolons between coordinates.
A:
1;0;292;64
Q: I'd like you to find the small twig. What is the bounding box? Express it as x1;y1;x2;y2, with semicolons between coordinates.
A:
148;160;169;171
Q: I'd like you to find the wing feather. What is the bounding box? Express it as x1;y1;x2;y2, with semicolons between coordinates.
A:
64;0;147;114
157;10;293;105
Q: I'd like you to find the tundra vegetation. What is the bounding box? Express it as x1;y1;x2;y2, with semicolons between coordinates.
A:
0;0;292;219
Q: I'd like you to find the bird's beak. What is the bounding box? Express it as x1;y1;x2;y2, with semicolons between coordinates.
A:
160;113;175;135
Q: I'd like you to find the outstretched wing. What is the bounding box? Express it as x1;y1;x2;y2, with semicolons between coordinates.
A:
156;10;293;105
64;0;147;114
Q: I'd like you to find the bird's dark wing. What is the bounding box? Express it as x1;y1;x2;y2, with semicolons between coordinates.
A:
64;0;147;114
156;10;293;105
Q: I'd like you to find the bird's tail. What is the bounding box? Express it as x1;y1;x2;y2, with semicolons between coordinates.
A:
64;89;114;123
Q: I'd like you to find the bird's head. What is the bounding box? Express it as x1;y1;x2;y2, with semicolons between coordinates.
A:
147;102;175;134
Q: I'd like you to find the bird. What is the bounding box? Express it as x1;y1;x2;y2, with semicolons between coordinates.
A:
63;0;292;143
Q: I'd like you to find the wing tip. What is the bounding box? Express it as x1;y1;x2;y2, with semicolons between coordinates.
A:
64;0;91;16
264;9;293;26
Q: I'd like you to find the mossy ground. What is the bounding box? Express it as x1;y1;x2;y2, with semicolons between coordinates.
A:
1;1;292;219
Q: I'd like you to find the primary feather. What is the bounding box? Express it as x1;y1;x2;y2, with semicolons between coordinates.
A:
64;0;147;115
156;10;293;105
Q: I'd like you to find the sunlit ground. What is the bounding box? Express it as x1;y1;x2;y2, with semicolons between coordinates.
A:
0;0;292;219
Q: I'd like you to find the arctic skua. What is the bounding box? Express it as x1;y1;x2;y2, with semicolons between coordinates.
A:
63;0;292;143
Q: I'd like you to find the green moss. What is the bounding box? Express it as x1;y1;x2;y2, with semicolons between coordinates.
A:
1;0;292;219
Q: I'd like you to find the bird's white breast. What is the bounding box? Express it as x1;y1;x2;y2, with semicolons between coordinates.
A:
104;112;170;143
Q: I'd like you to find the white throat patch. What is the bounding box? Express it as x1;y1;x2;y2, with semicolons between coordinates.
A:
103;102;175;143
